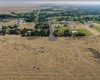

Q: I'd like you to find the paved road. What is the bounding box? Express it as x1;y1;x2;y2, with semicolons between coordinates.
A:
48;20;58;41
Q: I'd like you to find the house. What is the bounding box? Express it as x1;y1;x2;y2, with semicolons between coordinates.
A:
0;26;2;34
27;31;32;36
0;26;2;31
16;20;24;24
71;31;77;34
55;26;59;28
60;20;68;24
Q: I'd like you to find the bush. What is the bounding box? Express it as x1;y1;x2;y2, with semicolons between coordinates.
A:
13;24;18;28
9;30;19;34
47;29;50;36
90;24;93;28
59;32;64;36
15;30;21;35
21;28;27;36
25;18;34;22
2;28;7;35
75;33;85;36
64;29;72;37
31;32;34;36
53;31;59;37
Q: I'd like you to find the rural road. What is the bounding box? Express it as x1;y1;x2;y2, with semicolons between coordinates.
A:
48;20;58;41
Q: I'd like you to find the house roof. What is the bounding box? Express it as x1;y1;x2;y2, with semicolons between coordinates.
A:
0;26;2;30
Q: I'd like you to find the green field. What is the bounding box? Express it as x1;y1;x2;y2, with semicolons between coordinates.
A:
93;26;100;32
54;25;93;36
52;18;58;24
54;26;69;33
70;29;93;36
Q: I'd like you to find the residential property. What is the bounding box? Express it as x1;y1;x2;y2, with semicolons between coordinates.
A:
0;26;2;34
27;31;32;36
71;31;78;34
16;20;25;24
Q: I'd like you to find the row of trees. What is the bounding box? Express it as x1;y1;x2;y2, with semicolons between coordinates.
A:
1;26;85;37
53;29;85;37
21;28;50;37
56;16;100;22
35;23;49;29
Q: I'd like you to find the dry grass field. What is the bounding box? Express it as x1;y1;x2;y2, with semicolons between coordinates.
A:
72;22;100;35
0;5;40;14
0;20;35;29
0;4;100;80
19;23;35;29
0;35;100;80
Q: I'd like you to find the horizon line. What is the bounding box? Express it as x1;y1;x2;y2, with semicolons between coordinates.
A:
0;1;100;5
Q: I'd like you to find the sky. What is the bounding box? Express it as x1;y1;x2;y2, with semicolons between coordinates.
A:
0;0;100;5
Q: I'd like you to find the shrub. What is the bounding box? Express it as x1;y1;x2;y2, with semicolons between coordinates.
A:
21;28;27;36
75;33;85;36
53;31;59;37
64;29;72;37
2;28;7;35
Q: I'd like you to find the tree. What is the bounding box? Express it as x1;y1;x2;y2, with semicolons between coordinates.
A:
90;24;93;28
2;28;7;35
21;28;27;36
53;31;59;37
64;29;72;37
34;29;41;36
14;24;18;28
40;29;46;36
47;29;50;36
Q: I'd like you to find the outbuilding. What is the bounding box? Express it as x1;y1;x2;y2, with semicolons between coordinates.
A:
71;31;77;34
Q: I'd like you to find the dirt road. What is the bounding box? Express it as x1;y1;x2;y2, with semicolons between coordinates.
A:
80;23;100;35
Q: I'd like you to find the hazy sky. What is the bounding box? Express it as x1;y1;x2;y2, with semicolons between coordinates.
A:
0;0;100;5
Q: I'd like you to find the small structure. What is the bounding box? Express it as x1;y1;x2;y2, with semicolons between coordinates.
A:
0;26;2;31
55;26;59;28
71;31;77;34
27;31;32;36
60;20;68;24
16;20;24;24
0;26;2;34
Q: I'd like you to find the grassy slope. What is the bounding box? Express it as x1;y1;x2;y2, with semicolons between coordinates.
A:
93;26;100;32
54;26;93;36
54;26;69;33
70;29;93;36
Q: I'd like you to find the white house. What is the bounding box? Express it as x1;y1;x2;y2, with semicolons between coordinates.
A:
60;20;68;24
71;31;77;34
0;26;2;31
0;26;2;34
27;31;32;36
55;26;59;28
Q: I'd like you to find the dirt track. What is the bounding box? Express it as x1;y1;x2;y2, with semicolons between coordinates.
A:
92;22;100;28
0;35;100;80
76;23;100;35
